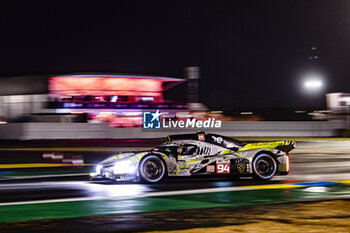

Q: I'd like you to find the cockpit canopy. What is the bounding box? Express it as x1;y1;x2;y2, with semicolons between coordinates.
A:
153;144;198;156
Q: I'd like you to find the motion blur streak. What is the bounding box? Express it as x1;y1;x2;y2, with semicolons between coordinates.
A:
0;163;91;169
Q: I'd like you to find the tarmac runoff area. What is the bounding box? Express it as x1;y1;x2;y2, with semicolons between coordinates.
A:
141;200;350;233
2;196;350;232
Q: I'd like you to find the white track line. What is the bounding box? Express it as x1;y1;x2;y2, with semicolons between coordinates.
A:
0;186;257;206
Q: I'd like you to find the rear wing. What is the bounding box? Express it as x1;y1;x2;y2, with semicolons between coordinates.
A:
238;140;295;153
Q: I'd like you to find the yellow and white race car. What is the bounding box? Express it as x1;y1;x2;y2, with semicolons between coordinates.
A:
91;132;295;183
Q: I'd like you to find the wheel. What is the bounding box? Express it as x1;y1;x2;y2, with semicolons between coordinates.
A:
139;155;166;183
252;153;277;180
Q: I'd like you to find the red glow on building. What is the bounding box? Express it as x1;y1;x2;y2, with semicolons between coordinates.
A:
47;74;187;127
49;76;164;97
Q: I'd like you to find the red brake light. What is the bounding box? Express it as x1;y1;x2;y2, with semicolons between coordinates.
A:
286;153;290;172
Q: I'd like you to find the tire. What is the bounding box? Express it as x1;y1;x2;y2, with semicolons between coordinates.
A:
252;153;277;180
139;155;166;183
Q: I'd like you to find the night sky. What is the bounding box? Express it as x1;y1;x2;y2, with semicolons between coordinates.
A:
1;0;350;109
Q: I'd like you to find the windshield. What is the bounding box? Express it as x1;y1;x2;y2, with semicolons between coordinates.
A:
153;144;198;155
153;146;179;154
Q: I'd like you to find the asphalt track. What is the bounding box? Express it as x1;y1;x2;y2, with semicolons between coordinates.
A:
1;140;350;232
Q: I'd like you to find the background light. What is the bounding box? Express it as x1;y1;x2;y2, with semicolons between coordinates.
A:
304;80;323;88
301;72;324;92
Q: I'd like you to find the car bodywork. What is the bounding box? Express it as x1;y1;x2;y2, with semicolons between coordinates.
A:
90;132;295;182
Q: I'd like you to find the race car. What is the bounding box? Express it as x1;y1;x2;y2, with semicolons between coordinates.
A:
90;132;295;183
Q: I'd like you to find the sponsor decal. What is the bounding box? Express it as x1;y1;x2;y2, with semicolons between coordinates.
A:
177;170;189;175
212;136;224;143
237;163;246;174
198;133;205;141
143;110;162;129
211;136;232;146
118;175;134;180
206;165;215;173
216;158;230;164
216;163;230;174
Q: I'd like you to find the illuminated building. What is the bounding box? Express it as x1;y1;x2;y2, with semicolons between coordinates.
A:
0;73;187;126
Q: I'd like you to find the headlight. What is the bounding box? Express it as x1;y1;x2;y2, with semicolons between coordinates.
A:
96;165;102;174
114;160;136;174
